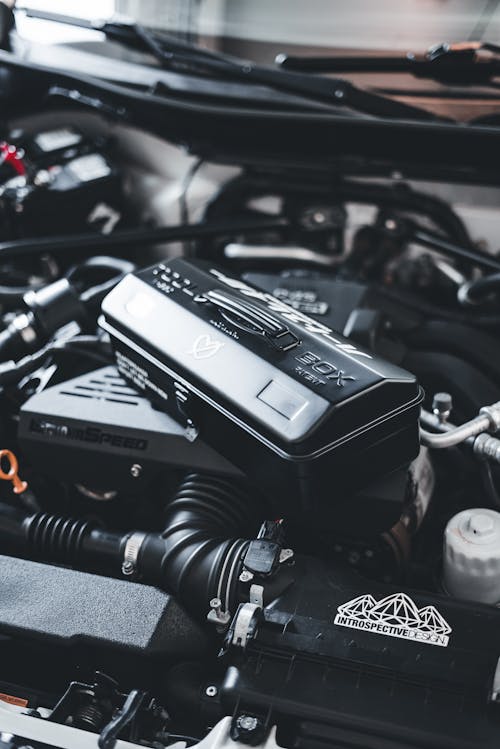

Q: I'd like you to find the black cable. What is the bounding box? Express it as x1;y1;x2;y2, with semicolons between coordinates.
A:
98;690;146;749
0;217;287;262
0;281;45;304
0;257;135;308
374;284;500;328
412;228;500;274
0;335;111;387
66;256;137;287
0;2;14;51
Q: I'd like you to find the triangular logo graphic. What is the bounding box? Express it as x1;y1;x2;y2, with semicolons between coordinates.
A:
369;593;421;628
417;606;452;635
337;594;376;619
334;592;451;648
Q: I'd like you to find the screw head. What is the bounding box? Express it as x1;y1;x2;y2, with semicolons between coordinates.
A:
205;685;218;698
130;463;142;478
121;561;135;576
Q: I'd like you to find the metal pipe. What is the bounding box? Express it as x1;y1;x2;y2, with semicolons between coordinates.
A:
420;404;500;462
224;243;339;267
420;411;492;448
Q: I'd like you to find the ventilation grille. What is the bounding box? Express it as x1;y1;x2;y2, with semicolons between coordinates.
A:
59;368;142;407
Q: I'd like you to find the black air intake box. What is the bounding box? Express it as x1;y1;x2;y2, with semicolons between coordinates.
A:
222;557;500;749
100;259;423;525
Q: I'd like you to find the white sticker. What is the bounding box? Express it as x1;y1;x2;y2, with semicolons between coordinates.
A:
34;128;82;153
68;153;111;182
334;592;451;647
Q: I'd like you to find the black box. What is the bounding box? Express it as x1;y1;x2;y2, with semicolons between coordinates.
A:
100;259;423;526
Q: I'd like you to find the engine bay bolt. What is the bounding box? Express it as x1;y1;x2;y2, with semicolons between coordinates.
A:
207;597;231;628
239;570;254;583
121;560;135;576
130;463;142;478
432;392;452;423
205;685;218;698
232;714;266;744
312;211;326;224
237;715;260;733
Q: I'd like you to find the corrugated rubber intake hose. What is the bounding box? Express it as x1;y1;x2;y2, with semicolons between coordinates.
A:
0;474;260;621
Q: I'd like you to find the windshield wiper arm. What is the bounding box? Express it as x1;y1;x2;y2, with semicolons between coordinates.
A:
18;7;442;121
276;42;500;87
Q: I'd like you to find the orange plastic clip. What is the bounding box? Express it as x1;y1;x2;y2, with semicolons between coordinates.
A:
0;450;28;494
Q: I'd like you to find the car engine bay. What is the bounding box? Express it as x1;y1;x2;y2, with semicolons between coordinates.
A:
0;105;499;749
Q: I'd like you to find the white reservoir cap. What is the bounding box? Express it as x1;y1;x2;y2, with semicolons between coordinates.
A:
443;508;500;604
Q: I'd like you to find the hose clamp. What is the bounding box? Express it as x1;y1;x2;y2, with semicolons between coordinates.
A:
122;532;146;577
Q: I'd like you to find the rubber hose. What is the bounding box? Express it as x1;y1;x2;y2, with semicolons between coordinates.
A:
139;474;258;615
0;474;260;621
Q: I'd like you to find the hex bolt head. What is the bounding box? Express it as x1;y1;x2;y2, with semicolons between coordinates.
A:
232;714;266;744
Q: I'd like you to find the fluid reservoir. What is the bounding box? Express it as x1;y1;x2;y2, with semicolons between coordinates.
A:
443;508;500;605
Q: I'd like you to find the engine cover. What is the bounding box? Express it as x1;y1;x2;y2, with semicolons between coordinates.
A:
100;259;423;526
18;365;238;493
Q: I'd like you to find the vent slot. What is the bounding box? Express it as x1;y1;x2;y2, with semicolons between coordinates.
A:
60;391;93;399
